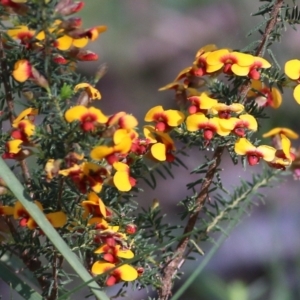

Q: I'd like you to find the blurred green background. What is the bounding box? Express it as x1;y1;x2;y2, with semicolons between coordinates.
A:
2;1;300;299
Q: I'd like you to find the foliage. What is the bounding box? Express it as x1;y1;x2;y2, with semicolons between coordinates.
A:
0;0;299;299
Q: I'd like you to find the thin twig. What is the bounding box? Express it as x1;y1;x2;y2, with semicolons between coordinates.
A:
158;1;284;298
240;0;284;100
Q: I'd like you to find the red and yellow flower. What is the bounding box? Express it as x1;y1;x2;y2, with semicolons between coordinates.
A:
211;103;244;119
234;138;276;166
144;125;176;162
113;162;136;192
144;105;185;132
91;261;138;286
268;134;293;169
187;92;218;115
12;59;32;82
263;127;299;140
74;83;101;100
90;130;132;164
284;59;300;104
186;113;231;140
65;106;108;131
81;192;110;219
13;200;66;229
206;49;254;75
248;80;282;108
219;114;258;137
59;162;109;193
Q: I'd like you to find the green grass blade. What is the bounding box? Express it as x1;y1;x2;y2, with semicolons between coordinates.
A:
0;157;109;300
0;260;42;300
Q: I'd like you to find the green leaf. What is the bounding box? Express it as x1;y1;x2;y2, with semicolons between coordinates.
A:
0;260;42;300
0;157;109;300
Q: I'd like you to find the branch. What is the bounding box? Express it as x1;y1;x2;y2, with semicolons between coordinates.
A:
158;1;284;298
240;0;284;100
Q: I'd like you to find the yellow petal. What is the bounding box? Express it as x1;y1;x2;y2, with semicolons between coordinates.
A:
65;106;87;122
151;143;166;161
186;113;207;132
88;107;108;123
56;35;73;51
270;87;282;108
144;106;164;122
164;110;185;127
113;170;131;192
231;64;250;76
7;139;23;154
143;126;157;143
206;49;230;65
285;59;300;80
72;37;88;48
293;84;300;104
116;245;134;259
280;134;291;160
239;114;258;131
91;261;114;275
12;60;32;82
263;127;299;139
46;211;67;228
234;138;255;155
118;264;138;281
257;145;276;161
90;146;114;160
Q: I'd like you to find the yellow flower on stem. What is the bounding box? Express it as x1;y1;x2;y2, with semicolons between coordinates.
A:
206;49;254;75
219;114;258;137
2;139;30;160
91;261;138;286
211;103;244;119
80;25;107;41
81;191;109;219
12;59;32;82
144;105;185;132
14;201;66;230
113;162;136;192
232;56;271;79
11;120;35;142
284;59;300;104
74;83;101;100
187;92;218;114
193;44;218;77
94;241;134;263
262;127;299;140
268;134;293;170
186;113;231;140
144;125;176;162
55;34;88;51
107;112;138;130
65;106;108;131
90;131;132;164
59;162;109;193
13;200;43;229
234;138;276;166
46;211;67;228
248;80;282;108
13;107;38;124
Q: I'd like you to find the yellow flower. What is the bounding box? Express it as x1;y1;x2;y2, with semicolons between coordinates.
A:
284;59;300;104
234;138;276;166
74;83;101;100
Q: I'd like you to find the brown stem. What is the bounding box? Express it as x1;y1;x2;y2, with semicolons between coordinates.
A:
48;252;63;300
158;147;224;299
158;1;284;298
240;0;284;100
